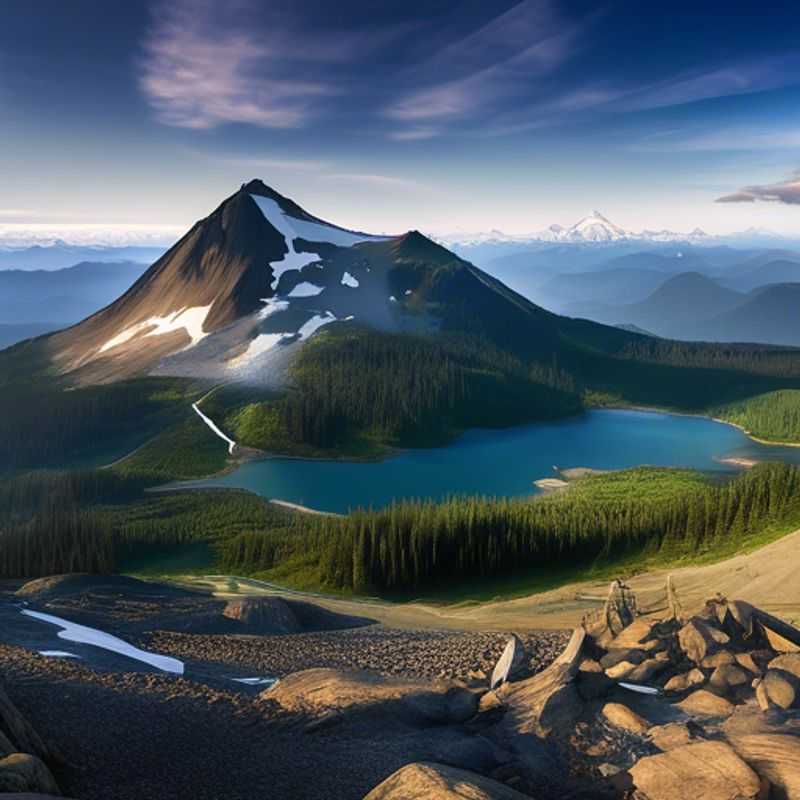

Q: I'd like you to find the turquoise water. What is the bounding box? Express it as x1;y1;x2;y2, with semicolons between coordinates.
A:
194;410;800;513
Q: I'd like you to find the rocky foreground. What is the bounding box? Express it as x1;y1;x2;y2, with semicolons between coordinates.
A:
3;575;800;799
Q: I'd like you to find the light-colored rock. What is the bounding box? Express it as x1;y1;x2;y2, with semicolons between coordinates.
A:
363;762;531;800
678;618;730;664
710;664;750;692
608;618;658;651
677;689;734;718
605;660;639;680
599;648;646;670
579;658;603;673
760;620;800;654
664;669;706;693
730;734;800;800
702;651;736;668
625;657;668;684
769;654;800;680
265;669;478;724
629;741;762;800
760;670;797;710
0;753;60;795
736;653;763;675
648;722;697;751
602;702;649;735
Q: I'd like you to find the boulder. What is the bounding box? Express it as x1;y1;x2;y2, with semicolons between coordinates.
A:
678;618;730;664
265;669;478;724
677;689;734;718
702;651;736;669
601;702;649;735
605;661;640;680
759;670;797;711
599;649;646;670
223;597;300;634
710;664;750;694
608;619;659;651
0;754;60;795
761;623;800;654
495;627;585;738
648;722;698;751
624;658;668;684
362;762;531;800
629;741;763;800
730;734;800;800
0;686;52;762
490;635;526;690
578;659;603;673
664;669;706;693
736;653;763;676
769;654;800;680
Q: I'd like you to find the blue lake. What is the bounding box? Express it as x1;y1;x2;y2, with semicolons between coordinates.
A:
193;409;800;513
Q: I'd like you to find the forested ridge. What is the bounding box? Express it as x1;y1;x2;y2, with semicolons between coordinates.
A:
712;390;800;444
219;464;800;594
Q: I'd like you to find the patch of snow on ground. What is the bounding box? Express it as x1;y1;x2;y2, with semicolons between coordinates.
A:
192;402;237;455
389;295;397;302
39;650;81;659
98;305;212;354
287;281;324;297
404;289;412;295
341;271;359;288
298;312;337;339
230;332;291;366
22;609;184;674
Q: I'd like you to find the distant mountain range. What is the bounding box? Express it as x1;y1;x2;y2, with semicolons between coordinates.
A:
0;244;165;271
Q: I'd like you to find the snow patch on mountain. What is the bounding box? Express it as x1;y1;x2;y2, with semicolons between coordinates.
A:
98;305;211;354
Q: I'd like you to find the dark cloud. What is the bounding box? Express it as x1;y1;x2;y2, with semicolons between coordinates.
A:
716;171;800;205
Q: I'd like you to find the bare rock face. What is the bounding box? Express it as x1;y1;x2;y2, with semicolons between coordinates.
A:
677;689;734;718
223;597;300;634
629;741;763;800
0;753;61;795
730;734;800;800
601;702;650;735
264;668;478;725
664;669;706;693
678;617;730;664
362;762;531;800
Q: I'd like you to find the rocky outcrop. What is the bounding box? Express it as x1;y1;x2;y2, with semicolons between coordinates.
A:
362;762;531;800
264;668;478;725
629;741;764;800
0;753;61;795
601;702;649;734
223;597;300;634
730;734;800;799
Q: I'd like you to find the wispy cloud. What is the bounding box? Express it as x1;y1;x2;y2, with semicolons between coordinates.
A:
322;173;422;190
717;170;800;205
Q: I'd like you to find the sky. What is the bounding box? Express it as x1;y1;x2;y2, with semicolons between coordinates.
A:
2;0;800;241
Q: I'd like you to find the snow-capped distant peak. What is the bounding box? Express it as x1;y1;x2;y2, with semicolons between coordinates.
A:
564;211;630;242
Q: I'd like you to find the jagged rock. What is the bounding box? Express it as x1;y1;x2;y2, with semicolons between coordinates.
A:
599;649;646;670
769;654;800;680
664;669;706;693
625;657;668;684
736;653;763;675
677;689;734;717
710;664;750;693
730;734;800;800
0;754;60;795
265;669;478;724
362;762;531;800
702;651;736;668
605;660;640;680
759;670;797;710
629;741;763;800
608;619;659;651
678;618;730;664
602;702;649;735
490;635;525;690
648;723;699;751
223;597;300;634
495;627;585;738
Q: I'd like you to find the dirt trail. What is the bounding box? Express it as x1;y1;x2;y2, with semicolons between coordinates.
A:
178;527;800;632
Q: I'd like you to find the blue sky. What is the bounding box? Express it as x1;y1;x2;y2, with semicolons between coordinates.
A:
2;0;800;238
